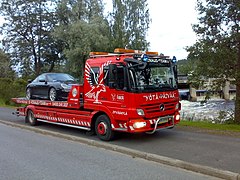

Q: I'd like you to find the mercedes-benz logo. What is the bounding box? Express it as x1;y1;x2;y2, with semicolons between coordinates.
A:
159;104;165;111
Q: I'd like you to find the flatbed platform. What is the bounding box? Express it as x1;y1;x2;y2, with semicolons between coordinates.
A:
11;98;81;109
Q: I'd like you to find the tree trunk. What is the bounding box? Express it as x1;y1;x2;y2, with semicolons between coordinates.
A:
48;60;55;72
236;82;240;124
234;42;240;124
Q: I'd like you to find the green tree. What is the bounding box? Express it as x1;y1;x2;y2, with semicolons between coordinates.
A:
0;0;63;77
54;0;112;79
111;0;150;50
187;0;240;123
0;49;15;78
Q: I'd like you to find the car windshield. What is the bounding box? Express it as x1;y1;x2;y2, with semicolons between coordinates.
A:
128;63;177;92
47;74;75;82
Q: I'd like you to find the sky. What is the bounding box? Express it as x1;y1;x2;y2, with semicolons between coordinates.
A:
102;0;198;60
0;0;198;60
147;0;198;60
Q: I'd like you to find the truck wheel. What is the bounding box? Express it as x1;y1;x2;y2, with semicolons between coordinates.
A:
95;115;115;141
49;88;57;101
27;110;38;126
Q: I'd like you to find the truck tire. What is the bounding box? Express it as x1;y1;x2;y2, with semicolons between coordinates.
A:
27;110;38;126
95;114;115;141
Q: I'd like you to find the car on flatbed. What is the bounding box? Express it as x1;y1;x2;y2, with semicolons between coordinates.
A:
26;73;78;101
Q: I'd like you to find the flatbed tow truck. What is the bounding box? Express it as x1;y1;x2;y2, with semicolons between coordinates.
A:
12;48;181;141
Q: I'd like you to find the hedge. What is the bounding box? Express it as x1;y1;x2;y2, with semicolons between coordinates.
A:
0;78;27;105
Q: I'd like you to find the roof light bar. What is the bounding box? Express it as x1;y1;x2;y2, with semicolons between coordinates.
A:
114;48;142;54
114;48;159;56
89;52;108;56
146;51;158;55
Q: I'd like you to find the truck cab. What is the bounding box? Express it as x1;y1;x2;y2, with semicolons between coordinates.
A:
82;48;180;139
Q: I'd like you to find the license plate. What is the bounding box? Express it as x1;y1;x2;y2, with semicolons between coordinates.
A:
158;117;172;124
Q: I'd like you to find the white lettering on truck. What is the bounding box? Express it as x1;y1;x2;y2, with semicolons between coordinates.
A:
143;92;176;101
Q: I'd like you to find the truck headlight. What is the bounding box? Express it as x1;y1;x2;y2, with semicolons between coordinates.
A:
136;109;145;116
175;114;180;121
133;121;146;129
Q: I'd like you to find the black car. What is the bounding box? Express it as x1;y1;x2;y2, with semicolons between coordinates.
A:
26;73;78;101
179;89;190;100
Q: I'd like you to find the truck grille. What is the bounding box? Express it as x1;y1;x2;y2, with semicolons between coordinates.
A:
140;101;177;114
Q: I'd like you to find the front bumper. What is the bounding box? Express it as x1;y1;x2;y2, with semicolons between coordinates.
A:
127;113;180;133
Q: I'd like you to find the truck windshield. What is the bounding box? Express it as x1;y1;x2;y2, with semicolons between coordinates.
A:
128;63;177;92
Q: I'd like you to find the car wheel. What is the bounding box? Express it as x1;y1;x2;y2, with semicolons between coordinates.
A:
49;87;57;101
95;114;115;141
27;109;38;126
26;88;32;100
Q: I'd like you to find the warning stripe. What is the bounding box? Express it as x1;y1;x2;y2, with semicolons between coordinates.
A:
35;114;90;127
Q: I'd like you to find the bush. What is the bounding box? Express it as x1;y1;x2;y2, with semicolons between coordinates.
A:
0;78;27;105
213;109;235;124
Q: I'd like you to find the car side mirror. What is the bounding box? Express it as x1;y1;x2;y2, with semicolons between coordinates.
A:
173;65;178;80
28;79;32;83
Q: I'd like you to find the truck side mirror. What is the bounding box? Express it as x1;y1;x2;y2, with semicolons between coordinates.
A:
173;65;178;83
108;64;117;89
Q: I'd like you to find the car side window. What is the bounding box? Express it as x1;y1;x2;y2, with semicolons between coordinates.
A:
38;74;46;82
32;77;38;83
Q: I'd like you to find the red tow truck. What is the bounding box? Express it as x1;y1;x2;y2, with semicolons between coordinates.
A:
12;48;181;141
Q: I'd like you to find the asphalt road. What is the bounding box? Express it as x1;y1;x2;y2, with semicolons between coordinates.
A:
1;107;240;174
0;123;221;180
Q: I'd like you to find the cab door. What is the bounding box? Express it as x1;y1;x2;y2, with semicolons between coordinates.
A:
100;64;129;120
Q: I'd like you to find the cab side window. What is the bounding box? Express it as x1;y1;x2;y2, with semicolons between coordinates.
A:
116;66;124;90
103;66;109;86
90;67;99;85
103;65;125;90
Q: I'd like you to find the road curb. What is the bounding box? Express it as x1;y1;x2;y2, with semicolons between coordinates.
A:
1;119;240;180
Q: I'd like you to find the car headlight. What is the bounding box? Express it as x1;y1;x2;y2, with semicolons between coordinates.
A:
136;109;145;116
61;83;70;89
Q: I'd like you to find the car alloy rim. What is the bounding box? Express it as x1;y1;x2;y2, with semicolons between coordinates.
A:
26;89;30;99
50;89;56;101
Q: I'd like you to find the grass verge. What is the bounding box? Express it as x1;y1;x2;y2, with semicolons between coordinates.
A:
179;120;240;133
